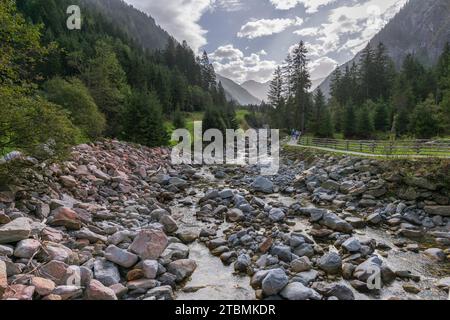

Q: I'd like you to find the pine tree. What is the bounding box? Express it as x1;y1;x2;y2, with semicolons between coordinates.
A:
312;88;325;135
290;41;312;132
122;90;168;147
343;102;356;138
358;44;376;102
373;100;390;132
200;51;216;90
373;42;395;101
317;107;334;138
268;66;284;108
202;106;226;133
409;96;440;139
83;40;130;137
355;102;374;139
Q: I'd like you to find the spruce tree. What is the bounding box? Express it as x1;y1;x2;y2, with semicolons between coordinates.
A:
373;100;390;132
122;90;168;147
268;66;284;108
409;96;439;139
343;102;356;138
355;103;374;139
290;41;311;132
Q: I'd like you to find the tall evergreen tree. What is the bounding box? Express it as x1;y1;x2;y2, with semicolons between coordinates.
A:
373;100;390;132
290;41;311;132
268;66;284;108
82;40;130;137
343;102;356;138
122;90;168;147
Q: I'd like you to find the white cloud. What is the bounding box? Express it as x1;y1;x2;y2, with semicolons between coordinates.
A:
209;44;244;61
237;17;303;39
308;56;338;80
289;0;407;61
294;27;321;37
270;0;337;13
210;45;277;83
212;0;245;12
124;0;212;53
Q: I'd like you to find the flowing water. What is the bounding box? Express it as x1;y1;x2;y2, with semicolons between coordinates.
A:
170;166;448;300
171;193;254;301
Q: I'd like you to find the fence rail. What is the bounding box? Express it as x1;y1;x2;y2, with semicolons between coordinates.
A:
298;137;450;157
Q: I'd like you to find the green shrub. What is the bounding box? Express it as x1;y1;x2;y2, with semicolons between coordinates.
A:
43;77;106;139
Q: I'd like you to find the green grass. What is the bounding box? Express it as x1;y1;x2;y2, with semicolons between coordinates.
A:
235;108;250;130
296;137;450;158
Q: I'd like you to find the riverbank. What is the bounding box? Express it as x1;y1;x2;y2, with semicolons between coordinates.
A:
0;140;449;300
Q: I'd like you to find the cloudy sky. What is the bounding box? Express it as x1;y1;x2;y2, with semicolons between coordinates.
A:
124;0;409;84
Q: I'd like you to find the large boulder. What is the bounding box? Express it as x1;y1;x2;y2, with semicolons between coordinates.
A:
269;208;285;222
48;207;81;230
321;212;353;233
0;217;32;244
424;206;450;217
86;279;117;300
250;176;274;194
167;259;197;282
341;237;362;253
280;282;317;300
129;229;168;260
261;268;288;296
353;256;383;282
93;259;121;287
14;239;41;259
105;245;139;268
318;252;342;274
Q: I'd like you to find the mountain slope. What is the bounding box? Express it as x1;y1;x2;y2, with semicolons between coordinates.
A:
318;0;450;97
241;80;270;102
81;0;170;51
217;74;261;106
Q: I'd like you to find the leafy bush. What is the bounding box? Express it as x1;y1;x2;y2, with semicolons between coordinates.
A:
43;77;106;139
0;86;81;160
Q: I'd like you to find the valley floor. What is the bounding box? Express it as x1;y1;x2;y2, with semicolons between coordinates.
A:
0;140;449;300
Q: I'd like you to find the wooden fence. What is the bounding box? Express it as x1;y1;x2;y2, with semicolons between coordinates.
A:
298;137;450;157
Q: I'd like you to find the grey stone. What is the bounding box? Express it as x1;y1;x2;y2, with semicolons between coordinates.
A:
159;215;178;234
321;212;353;233
0;217;32;244
261;268;288;296
423;248;446;262
318;252;342;274
167;259;197;282
353;256;383;282
293;270;318;285
269;208;285;222
424;206;450;217
93;258;121;287
251;176;274;194
341;237;361;253
227;208;244;222
280;282;316;300
104;245;138;268
142;260;159;279
14;239;40;259
234;254;251;273
290;256;312;272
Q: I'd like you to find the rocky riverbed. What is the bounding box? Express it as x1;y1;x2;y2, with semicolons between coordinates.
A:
0;140;449;300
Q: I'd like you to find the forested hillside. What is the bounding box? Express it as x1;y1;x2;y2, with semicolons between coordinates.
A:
80;0;170;51
264;41;450;140
318;0;450;98
0;0;237;161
